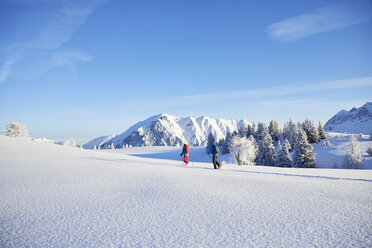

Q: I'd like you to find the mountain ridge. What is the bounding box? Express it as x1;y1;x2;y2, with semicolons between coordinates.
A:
324;102;372;134
84;113;249;148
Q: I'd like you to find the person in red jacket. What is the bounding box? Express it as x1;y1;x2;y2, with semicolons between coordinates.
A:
180;143;190;165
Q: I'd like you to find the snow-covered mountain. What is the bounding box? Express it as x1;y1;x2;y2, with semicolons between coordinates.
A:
89;113;249;148
325;102;372;134
82;134;116;149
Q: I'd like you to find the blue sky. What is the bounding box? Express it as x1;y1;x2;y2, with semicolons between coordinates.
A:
0;0;371;144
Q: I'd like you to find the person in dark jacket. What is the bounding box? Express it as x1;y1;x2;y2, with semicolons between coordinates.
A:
180;143;189;165
208;143;222;169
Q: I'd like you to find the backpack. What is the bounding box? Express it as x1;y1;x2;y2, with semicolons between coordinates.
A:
212;144;219;154
184;144;189;154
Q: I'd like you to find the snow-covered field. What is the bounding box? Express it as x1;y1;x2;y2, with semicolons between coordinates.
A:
1;135;371;247
313;132;372;169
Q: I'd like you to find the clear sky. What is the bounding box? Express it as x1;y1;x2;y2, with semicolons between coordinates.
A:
0;0;371;144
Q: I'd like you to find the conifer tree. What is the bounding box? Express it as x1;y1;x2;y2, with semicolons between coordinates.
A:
258;129;276;166
238;123;249;137
276;140;292;167
256;122;267;141
251;123;257;138
302;119;319;143
222;131;233;154
206;132;215;153
268;120;280;141
318;121;326;140
227;131;238;153
248;135;258;163
292;130;316;168
217;138;224;148
343;135;363;169
283;119;297;148
366;146;372;156
247;123;256;138
284;138;292;152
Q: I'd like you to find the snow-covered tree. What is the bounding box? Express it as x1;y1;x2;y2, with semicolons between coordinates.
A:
206;132;215;153
256;122;267;141
2;122;29;138
302;119;319;143
257;129;276;166
292;130;316;168
322;140;332;147
283;119;297;148
217;138;224;148
366;146;372;156
230;135;257;165
318;121;326;140
343;135;363;169
222;131;237;154
248;135;258;161
284;138;292;152
247;122;256;138
238;123;249;138
268;120;280;141
276;140;292;167
64;137;76;147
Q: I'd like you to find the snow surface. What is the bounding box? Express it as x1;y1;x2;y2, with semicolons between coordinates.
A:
313;132;372;169
1;135;372;247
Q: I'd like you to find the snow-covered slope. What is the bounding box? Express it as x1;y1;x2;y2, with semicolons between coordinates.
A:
82;134;116;149
325;102;372;134
308;132;372;169
0;135;371;247
95;113;249;148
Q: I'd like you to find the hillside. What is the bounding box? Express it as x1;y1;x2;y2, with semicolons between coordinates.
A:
82;134;116;149
0;135;371;247
325;102;372;134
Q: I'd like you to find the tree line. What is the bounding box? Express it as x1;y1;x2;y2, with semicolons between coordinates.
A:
206;119;327;168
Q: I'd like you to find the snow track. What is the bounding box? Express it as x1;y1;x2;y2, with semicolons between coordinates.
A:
0;136;371;247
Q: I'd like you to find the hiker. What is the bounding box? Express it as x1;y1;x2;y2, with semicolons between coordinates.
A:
208;143;222;169
180;143;190;164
